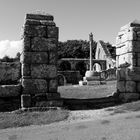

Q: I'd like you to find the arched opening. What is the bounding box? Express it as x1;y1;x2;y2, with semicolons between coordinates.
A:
57;74;66;86
93;63;102;72
58;61;71;71
75;61;87;76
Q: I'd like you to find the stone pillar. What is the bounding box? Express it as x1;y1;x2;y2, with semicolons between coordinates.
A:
21;12;60;108
89;33;93;71
116;20;140;102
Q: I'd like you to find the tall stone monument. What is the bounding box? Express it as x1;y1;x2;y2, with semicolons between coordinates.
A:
79;33;100;85
116;20;140;102
21;12;60;108
85;33;94;77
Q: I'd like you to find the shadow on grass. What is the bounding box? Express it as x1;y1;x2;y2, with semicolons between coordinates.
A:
0;109;69;129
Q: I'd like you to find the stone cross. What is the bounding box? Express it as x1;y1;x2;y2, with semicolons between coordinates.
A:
89;33;93;71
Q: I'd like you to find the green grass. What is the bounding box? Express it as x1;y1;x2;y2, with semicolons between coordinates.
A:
0;109;69;129
105;100;140;115
58;80;116;99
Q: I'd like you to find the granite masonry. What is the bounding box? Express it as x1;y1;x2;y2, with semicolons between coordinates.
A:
0;62;21;111
116;20;140;102
21;13;60;108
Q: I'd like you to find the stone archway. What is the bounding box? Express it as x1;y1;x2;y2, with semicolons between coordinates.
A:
58;61;71;71
93;63;102;72
57;74;66;86
75;61;87;76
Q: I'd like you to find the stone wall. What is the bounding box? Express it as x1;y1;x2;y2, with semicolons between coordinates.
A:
116;20;140;102
58;71;81;85
101;68;116;81
0;62;21;111
21;13;60;108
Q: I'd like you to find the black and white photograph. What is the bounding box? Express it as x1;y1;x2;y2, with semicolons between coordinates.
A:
0;0;140;140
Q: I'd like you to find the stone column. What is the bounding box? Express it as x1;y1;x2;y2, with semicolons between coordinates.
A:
116;20;140;102
89;33;93;71
21;12;60;108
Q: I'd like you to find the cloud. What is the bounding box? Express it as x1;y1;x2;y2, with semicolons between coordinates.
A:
0;40;22;58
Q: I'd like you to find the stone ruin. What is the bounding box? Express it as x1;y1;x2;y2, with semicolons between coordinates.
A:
116;20;140;102
20;13;61;108
0;13;140;111
0;13;61;112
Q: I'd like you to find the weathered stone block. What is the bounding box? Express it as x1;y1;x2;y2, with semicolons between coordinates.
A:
49;79;58;93
47;26;58;38
25;19;56;26
120;20;140;31
137;82;140;92
116;29;137;45
125;81;136;92
25;19;41;25
26;13;54;21
117;81;125;93
21;52;49;64
49;51;57;65
21;94;31;108
31;37;57;51
0;62;21;84
41;20;56;26
31;64;57;78
0;85;21;97
125;68;140;81
21;64;31;76
23;25;47;37
137;58;140;66
119;92;140;102
22;36;31;52
117;68;126;81
117;52;136;67
22;79;48;94
116;41;140;55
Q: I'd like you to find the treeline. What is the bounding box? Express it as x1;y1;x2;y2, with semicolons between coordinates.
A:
0;40;115;62
0;52;20;62
58;40;97;59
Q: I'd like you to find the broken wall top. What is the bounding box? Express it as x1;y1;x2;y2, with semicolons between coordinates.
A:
24;12;56;26
120;20;140;31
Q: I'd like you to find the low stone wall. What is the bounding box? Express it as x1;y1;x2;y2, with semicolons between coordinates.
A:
0;62;21;111
58;71;82;85
101;68;116;81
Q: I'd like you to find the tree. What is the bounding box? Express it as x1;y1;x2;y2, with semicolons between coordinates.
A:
58;40;97;59
1;55;13;62
0;52;21;62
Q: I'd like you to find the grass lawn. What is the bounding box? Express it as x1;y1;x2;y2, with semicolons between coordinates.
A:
0;109;69;129
58;80;116;99
0;80;117;130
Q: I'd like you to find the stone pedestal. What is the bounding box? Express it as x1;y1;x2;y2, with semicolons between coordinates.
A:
21;12;60;108
85;70;95;78
116;20;140;102
81;71;101;85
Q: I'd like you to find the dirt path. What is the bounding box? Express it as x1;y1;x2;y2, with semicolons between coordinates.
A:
0;108;140;140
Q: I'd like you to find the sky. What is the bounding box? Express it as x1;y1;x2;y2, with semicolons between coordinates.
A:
0;0;140;58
